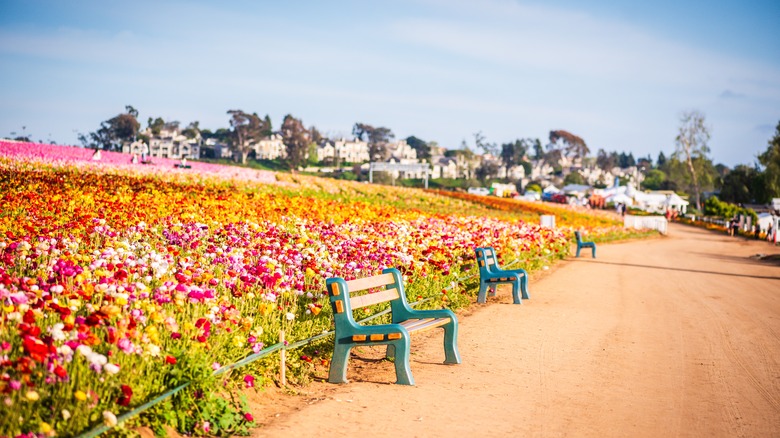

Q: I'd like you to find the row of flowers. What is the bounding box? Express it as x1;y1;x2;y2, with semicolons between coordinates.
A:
0;143;630;437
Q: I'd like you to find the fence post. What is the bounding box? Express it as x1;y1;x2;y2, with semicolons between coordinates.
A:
279;330;286;386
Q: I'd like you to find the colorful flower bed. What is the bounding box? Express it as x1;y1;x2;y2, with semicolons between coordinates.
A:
0;141;647;437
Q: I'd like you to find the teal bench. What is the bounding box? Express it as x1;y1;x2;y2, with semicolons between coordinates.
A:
575;231;596;258
325;267;461;385
474;247;529;304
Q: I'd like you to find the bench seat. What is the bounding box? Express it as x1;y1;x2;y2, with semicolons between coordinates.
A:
474;247;530;304
326;268;461;385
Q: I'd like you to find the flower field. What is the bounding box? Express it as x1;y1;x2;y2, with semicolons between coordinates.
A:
0;141;650;437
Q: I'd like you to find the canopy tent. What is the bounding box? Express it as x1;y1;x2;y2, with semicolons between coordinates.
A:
608;193;633;205
664;193;689;213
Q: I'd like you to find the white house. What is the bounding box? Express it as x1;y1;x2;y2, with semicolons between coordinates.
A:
317;138;370;164
253;133;285;160
431;156;458;179
123;126;200;160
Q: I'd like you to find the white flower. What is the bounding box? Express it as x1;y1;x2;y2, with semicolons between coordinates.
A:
77;345;93;357
285;312;295;321
62;409;71;420
103;410;118;426
104;363;120;374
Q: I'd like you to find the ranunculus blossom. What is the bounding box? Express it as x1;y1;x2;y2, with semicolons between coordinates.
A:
103;410;118;426
243;374;255;388
165;355;177;365
243;412;254;422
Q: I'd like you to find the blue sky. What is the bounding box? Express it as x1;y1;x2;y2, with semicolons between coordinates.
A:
1;0;778;167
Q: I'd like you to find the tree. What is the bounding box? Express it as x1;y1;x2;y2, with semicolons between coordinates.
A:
563;171;585;185
281;114;310;171
674;110;711;210
531;138;544;160
641;169;667;190
549;130;589;159
499;139;527;177
147;117;165;135
618;152;635;168
182;121;201;139
474;131;499;156
353;123;393;161
475;160;499;182
406;136;431;160
596;149;616;171
81;106;140;151
227;110;265;164
719;165;765;204
657;151;667;169
758;121;780;199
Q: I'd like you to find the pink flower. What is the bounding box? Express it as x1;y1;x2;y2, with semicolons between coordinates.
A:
243;412;254;422
211;362;221;371
243;374;255;388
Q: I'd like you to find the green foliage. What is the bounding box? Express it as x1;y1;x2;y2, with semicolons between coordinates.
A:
641;169;667;190
758;121;780;199
719;165;766;204
703;196;757;222
563;171;585;185
524;182;542;193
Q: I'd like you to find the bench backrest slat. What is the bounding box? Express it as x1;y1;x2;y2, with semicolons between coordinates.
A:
349;287;401;309
345;272;396;293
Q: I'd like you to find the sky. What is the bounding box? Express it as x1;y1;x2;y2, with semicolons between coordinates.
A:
1;0;779;167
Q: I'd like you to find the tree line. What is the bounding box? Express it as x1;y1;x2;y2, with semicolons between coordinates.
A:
72;106;780;210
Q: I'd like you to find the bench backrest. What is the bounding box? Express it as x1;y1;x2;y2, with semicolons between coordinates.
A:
574;230;583;243
475;247;499;275
326;268;410;329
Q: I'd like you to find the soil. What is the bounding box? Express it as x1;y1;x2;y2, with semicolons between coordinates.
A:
244;223;780;437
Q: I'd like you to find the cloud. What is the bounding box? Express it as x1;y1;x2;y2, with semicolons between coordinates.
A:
719;90;746;99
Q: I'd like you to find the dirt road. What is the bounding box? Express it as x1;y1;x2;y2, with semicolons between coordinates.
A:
249;223;780;437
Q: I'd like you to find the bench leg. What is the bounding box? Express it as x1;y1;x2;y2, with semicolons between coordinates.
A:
519;270;530;300
477;282;490;303
488;285;497;297
576;245;582;257
510;279;522;304
442;321;461;364
391;339;414;385
328;342;352;384
591;245;596;258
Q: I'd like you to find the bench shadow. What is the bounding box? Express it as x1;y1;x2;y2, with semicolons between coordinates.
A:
686;252;780;266
571;259;780;281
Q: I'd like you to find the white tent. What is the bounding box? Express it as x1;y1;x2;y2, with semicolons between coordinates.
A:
664;193;689;213
543;185;560;194
608;193;633;205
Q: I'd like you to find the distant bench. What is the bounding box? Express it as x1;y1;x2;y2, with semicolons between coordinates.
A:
575;231;596;258
325;268;461;385
475;247;529;304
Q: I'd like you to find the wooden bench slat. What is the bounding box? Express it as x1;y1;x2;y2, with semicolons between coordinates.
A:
400;318;450;333
349;288;400;309
345;273;396;293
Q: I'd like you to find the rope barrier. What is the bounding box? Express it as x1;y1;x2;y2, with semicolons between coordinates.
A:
77;258;532;437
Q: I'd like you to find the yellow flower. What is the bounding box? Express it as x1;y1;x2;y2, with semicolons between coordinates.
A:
25;390;40;401
39;422;52;434
74;390;87;401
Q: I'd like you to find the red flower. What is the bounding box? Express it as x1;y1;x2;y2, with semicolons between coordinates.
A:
243;413;254;422
22;335;48;363
53;365;68;379
165;355;177;365
118;384;133;406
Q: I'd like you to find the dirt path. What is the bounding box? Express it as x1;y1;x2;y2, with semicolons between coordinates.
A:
247;223;780;437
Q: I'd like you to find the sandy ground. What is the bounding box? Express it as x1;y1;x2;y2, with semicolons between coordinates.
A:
246;223;780;437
